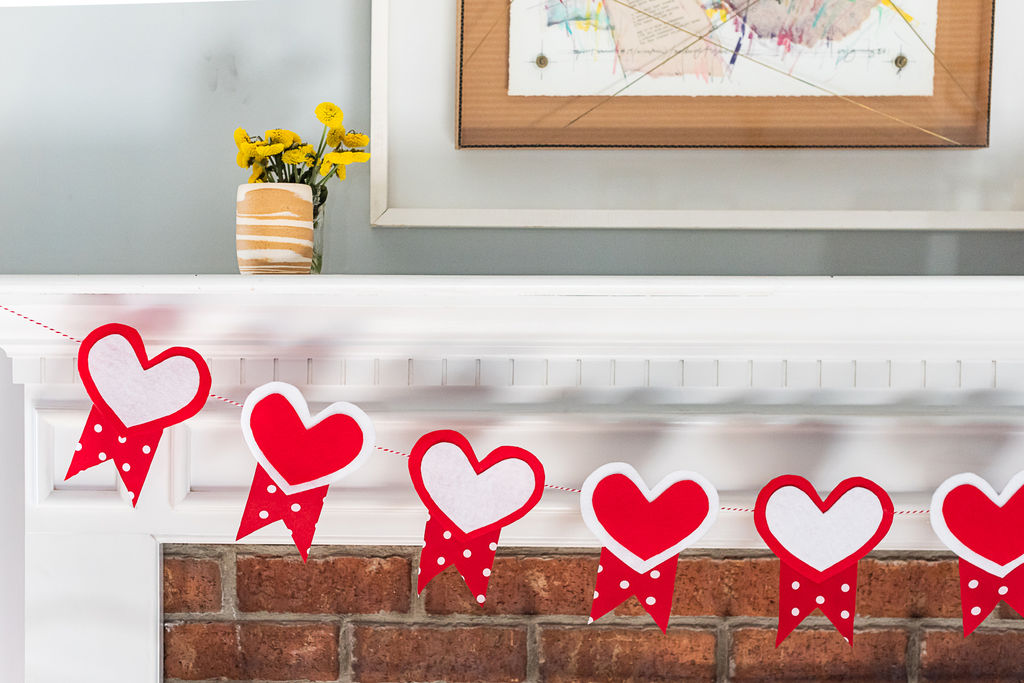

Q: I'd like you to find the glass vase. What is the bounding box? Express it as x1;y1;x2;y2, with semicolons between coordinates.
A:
311;201;325;274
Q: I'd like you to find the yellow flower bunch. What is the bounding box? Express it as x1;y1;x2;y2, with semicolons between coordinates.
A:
232;102;370;193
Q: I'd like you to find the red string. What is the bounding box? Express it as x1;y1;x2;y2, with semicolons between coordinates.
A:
0;302;934;515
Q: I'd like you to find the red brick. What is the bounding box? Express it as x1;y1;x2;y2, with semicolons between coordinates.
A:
164;623;241;680
858;558;960;618
352;626;527;683
164;622;338;681
540;627;716;682
238;622;339;681
617;556;779;617
237;554;410;613
423;555;595;615
163;558;221;613
920;630;1024;682
730;628;908;681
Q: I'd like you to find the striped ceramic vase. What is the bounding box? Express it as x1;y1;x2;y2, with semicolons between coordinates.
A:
236;183;314;274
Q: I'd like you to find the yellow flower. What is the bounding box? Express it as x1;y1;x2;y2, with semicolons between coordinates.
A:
326;127;346;147
319;150;369;178
343;132;369;149
233;127;251;149
324;151;370;165
236;142;258;168
248;162;266;183
253;142;285;159
314;102;344;128
282;144;316;165
265;129;300;147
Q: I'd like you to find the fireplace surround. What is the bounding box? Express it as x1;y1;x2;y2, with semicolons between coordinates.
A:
6;275;1024;681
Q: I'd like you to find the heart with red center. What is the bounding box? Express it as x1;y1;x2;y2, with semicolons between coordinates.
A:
581;463;719;574
78;323;212;432
408;430;546;538
754;476;894;581
241;382;376;495
931;472;1024;578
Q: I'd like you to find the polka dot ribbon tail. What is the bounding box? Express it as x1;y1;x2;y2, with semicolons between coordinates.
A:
236;465;328;562
590;550;677;632
66;407;161;508
957;559;1024;636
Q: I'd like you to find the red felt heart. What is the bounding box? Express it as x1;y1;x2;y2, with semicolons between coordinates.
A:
942;484;1024;567
241;382;376;495
591;474;711;560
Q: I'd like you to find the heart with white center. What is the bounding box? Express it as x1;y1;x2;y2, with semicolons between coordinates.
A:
80;324;211;431
416;440;544;535
761;483;891;575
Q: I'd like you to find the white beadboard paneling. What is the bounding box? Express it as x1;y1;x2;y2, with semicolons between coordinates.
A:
718;360;750;388
649;360;682;387
411;358;443;386
512;358;546;386
479;358;511;386
276;358;309;386
613;359;646;387
209;358;241;385
962;360;996;390
445;357;478;386
785;360;820;389
683;360;717;388
310;358;344;385
580;359;612;387
751;360;784;389
345;358;376;386
855;361;890;389
821;360;856;389
547;359;578;387
926;361;960;390
891;360;926;390
379;358;410;386
242;358;275;386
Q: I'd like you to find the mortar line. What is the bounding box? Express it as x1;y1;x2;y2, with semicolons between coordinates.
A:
716;619;730;683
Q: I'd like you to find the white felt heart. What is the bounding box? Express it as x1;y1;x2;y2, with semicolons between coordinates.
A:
87;334;202;428
763;486;885;572
419;441;538;534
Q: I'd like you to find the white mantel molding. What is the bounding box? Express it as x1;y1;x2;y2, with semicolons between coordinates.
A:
6;275;1024;682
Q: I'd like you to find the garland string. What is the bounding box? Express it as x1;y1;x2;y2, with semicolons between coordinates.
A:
0;303;931;513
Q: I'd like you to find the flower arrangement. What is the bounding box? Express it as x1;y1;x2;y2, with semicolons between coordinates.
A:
233;102;369;273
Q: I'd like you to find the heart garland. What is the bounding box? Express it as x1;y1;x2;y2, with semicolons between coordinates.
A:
66;323;211;506
580;462;719;632
408;430;545;604
236;382;376;560
754;475;894;646
930;471;1024;635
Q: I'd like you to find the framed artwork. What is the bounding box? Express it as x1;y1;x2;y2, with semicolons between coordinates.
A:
370;0;1023;229
458;0;994;148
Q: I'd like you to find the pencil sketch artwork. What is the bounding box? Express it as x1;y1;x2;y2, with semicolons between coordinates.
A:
508;0;938;96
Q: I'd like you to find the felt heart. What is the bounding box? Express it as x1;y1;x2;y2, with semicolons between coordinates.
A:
78;323;211;432
408;430;545;537
755;476;894;580
581;463;719;574
241;382;376;495
931;472;1024;578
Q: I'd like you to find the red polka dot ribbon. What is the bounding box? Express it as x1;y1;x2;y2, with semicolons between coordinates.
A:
407;430;546;604
67;324;211;506
235;382;377;560
930;472;1024;635
754;475;894;646
236;466;327;562
580;463;720;633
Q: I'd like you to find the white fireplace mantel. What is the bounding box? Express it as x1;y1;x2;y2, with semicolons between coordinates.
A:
6;274;1024;682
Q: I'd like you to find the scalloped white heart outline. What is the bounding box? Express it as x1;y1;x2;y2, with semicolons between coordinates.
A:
580;462;719;574
240;381;376;495
931;471;1024;579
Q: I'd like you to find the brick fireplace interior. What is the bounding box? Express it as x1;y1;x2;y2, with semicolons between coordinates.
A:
162;544;1020;682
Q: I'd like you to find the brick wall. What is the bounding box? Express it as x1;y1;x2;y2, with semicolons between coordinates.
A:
164;546;1024;682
